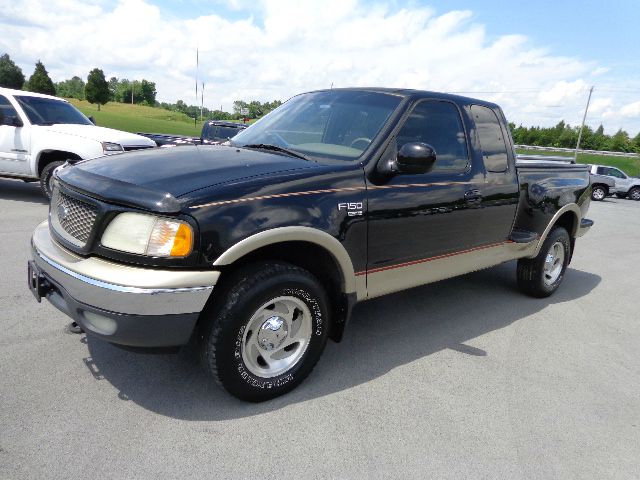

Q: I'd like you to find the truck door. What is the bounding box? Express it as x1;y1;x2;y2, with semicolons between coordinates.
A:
0;94;30;175
468;104;519;246
365;99;486;297
601;166;631;192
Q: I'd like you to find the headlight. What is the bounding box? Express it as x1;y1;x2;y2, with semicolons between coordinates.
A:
101;213;193;257
102;142;124;153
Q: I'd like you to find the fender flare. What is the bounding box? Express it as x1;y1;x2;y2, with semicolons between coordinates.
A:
212;226;357;294
531;203;581;257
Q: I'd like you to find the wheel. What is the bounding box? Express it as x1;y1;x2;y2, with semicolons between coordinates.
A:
198;262;330;402
628;187;640;201
517;227;571;298
591;185;607;201
39;161;64;200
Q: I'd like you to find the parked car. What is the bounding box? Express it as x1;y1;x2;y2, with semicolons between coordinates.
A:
139;121;248;147
589;164;640;200
0;87;156;198
28;88;593;401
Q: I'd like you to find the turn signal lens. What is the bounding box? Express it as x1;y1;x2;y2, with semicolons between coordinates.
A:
147;219;194;257
170;223;193;257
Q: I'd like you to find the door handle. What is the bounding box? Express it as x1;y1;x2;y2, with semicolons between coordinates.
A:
464;189;482;205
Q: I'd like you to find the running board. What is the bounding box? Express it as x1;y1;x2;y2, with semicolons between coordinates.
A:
509;229;539;244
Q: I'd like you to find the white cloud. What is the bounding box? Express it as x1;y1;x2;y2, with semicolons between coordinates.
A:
620;101;640;118
1;0;638;134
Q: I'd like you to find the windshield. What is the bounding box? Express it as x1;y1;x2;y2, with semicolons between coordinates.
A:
14;95;92;126
231;90;402;162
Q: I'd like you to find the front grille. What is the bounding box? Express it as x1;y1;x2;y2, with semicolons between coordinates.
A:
123;145;154;151
51;187;98;246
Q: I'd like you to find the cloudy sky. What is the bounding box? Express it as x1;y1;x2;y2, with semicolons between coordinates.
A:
1;0;639;135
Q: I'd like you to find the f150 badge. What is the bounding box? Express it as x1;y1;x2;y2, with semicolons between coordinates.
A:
337;202;364;216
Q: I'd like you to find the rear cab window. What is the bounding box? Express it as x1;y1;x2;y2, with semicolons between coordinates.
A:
470;105;509;173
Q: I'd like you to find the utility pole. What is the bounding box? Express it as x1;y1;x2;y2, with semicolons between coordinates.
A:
574;86;594;162
201;82;204;122
195;47;199;127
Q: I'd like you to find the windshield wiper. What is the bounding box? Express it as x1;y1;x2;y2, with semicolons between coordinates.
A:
242;143;311;161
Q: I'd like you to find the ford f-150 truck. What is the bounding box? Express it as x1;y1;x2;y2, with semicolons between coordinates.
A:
0;87;156;198
28;88;593;401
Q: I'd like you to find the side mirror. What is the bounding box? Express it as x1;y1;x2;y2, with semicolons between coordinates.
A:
396;142;436;174
88;116;96;125
12;116;24;128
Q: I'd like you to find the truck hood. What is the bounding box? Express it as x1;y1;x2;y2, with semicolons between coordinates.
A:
57;144;318;213
36;124;156;147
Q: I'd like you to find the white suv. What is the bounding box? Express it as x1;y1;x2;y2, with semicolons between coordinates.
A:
0;87;156;198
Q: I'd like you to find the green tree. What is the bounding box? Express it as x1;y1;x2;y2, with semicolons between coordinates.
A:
632;132;640;154
108;76;118;101
56;76;85;99
139;79;157;105
0;53;25;89
85;68;110;110
27;60;55;95
609;129;630;152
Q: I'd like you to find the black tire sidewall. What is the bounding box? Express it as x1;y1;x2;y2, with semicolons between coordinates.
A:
40;161;64;199
212;268;329;400
629;188;640;201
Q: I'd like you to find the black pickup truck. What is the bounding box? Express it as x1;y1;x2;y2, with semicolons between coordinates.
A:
138;120;247;147
28;88;593;401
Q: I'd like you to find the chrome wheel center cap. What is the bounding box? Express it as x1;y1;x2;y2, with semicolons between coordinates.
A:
258;316;288;351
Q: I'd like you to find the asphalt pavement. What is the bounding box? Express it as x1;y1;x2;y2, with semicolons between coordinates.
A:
1;177;638;479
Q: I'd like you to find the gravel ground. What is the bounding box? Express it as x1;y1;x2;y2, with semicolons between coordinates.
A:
1;178;638;479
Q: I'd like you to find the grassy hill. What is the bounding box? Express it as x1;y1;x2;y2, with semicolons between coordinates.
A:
516;148;640;176
68;99;206;136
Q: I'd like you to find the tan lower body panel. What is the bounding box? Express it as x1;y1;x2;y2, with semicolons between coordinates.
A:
365;240;537;299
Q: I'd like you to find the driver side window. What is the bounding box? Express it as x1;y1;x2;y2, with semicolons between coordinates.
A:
0;95;20;126
396;100;469;172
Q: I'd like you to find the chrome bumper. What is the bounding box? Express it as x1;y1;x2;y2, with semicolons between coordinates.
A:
30;221;219;346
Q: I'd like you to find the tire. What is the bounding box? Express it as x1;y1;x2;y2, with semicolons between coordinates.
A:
591;185;607;201
39;161;64;200
628;187;640;201
198;262;330;402
517;227;571;298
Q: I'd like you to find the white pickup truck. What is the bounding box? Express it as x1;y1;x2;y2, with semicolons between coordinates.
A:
589;164;640;201
0;87;156;198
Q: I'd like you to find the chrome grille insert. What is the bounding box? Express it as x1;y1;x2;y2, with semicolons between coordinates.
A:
50;186;98;247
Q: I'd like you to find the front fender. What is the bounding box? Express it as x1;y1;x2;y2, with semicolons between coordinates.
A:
213;226;357;295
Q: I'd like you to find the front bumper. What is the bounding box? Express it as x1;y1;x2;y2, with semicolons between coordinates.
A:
29;221;219;347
